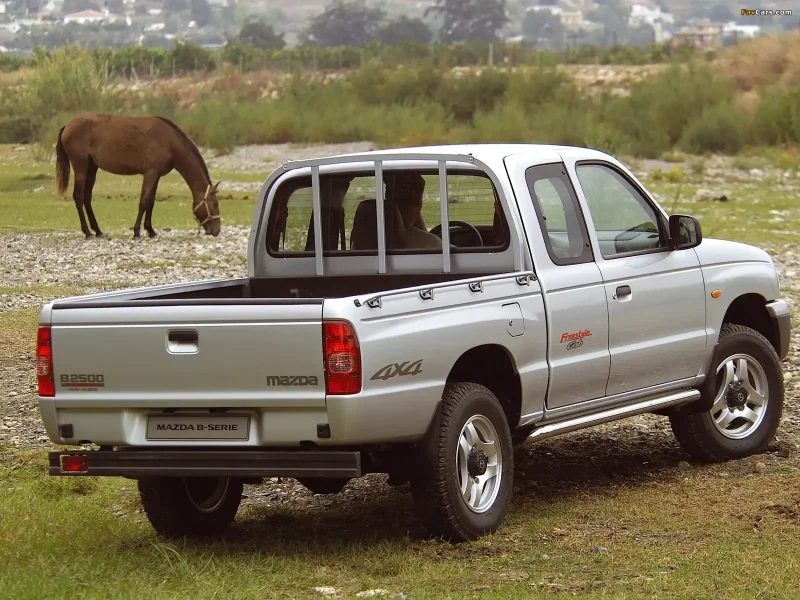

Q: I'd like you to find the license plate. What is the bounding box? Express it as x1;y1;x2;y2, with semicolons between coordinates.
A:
146;415;250;441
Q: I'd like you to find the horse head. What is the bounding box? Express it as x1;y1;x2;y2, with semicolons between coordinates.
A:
193;181;222;236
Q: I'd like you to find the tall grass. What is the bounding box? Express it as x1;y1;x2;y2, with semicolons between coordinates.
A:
12;44;800;158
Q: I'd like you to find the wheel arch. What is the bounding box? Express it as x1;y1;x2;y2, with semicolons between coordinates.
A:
721;293;780;355
445;344;522;429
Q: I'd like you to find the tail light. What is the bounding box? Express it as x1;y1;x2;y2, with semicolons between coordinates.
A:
323;320;361;395
37;326;55;397
60;454;88;473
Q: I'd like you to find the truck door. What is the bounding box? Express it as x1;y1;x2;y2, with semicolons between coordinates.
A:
504;155;611;409
561;153;707;396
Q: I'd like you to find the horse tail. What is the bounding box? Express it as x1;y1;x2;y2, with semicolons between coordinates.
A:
55;126;70;197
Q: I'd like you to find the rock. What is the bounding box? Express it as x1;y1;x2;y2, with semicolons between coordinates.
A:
313;587;337;596
356;591;390;598
678;461;691;470
694;188;731;202
592;545;608;554
755;461;767;474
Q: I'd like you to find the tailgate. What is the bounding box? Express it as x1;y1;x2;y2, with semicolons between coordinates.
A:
49;300;325;407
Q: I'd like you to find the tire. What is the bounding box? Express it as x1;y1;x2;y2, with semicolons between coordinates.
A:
137;476;244;539
670;324;784;462
297;477;350;495
410;382;513;542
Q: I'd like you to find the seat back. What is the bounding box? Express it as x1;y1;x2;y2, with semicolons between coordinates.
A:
305;206;346;251
350;199;407;250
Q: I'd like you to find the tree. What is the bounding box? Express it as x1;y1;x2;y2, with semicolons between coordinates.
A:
304;0;386;46
233;18;285;49
163;0;189;12
63;0;99;13
376;16;432;45
708;4;734;22
190;0;211;28
425;0;509;43
104;0;123;13
522;9;564;50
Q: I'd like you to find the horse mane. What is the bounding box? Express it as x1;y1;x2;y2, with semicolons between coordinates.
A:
154;116;211;184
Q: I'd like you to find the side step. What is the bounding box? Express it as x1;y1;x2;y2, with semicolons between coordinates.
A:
528;389;701;442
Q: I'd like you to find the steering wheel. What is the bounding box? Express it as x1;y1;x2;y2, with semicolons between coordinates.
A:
430;221;484;247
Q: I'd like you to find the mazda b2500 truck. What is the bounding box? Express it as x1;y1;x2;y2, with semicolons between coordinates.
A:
37;144;791;542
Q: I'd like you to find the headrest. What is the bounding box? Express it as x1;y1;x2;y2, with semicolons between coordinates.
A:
350;198;406;250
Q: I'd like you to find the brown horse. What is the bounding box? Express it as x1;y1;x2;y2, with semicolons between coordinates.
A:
55;113;221;239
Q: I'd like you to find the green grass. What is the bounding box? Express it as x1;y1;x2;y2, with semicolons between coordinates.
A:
1;444;799;599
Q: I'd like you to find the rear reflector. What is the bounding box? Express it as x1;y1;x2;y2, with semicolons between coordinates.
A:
36;326;55;397
60;454;88;473
323;321;361;395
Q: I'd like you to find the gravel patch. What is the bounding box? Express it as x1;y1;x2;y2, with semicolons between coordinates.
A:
1;226;799;520
207;142;376;175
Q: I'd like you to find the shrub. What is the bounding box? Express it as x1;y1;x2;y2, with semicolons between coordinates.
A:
679;103;746;155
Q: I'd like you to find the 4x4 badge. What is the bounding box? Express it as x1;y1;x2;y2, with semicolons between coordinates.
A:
371;359;423;381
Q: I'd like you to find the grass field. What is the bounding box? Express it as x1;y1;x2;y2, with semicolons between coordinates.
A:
1;143;800;599
2;441;800;599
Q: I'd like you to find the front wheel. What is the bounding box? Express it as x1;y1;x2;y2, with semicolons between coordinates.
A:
670;324;784;462
410;382;513;542
138;476;244;538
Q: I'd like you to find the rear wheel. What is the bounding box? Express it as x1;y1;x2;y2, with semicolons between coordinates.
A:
670;324;783;462
138;476;243;538
410;382;513;542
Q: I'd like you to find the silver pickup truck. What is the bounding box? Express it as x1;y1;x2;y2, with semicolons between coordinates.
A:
38;144;791;542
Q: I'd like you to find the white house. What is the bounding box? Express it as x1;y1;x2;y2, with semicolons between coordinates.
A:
0;3;7;15
528;5;563;15
63;9;108;24
628;3;674;42
723;22;761;38
147;7;161;16
143;21;164;32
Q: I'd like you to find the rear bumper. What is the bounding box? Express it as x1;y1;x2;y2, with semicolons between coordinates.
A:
766;299;792;361
48;449;362;479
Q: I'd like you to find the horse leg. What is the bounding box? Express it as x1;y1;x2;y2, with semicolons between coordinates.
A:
143;177;160;238
133;171;158;239
71;168;92;239
83;161;103;238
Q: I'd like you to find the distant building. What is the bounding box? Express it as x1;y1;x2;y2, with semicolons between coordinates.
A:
628;3;674;43
63;9;109;24
722;22;761;39
672;25;721;50
0;3;6;15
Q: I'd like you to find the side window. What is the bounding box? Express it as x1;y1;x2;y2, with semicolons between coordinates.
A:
575;163;665;258
267;170;510;255
525;163;593;265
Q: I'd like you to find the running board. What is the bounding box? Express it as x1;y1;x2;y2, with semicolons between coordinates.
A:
528;389;701;442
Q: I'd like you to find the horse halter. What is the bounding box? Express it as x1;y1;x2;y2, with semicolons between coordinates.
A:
193;184;221;227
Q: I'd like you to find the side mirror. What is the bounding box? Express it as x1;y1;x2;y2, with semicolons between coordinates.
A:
669;214;702;250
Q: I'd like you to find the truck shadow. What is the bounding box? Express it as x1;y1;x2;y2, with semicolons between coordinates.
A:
212;421;694;552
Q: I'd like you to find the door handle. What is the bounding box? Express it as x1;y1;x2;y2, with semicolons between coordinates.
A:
167;329;198;354
168;330;198;343
613;285;631;300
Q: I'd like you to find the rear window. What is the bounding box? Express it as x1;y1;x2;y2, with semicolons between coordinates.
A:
266;169;511;256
